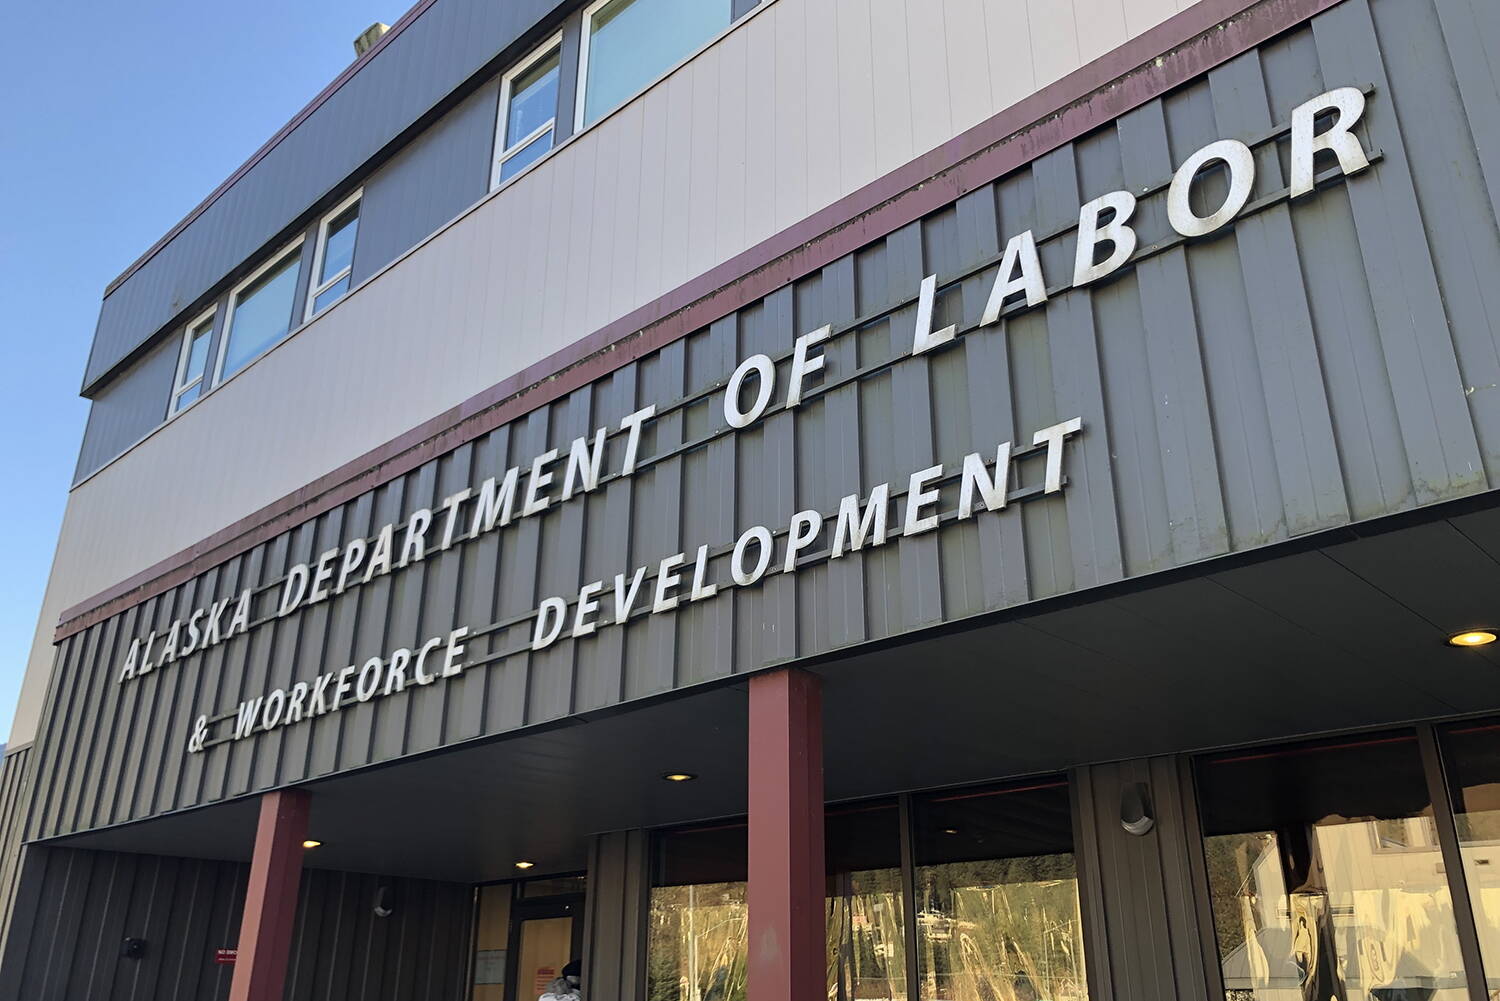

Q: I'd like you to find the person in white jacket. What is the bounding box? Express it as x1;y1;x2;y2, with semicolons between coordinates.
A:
539;959;582;1001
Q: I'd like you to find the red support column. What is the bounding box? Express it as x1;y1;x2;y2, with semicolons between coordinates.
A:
230;789;310;1001
747;668;825;1001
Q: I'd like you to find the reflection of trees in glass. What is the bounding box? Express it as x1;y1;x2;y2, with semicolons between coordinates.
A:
828;868;907;1001
1204;832;1277;963
915;854;1088;1001
648;876;911;1001
647;883;749;1001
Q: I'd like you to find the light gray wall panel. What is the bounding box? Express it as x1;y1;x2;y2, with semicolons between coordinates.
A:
83;0;566;391
23;0;1500;849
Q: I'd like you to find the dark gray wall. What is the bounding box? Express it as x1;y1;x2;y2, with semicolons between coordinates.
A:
582;830;650;1001
0;747;31;960
73;331;181;483
1072;757;1220;1001
0;845;473;1001
354;79;501;285
25;0;1500;848
83;0;569;393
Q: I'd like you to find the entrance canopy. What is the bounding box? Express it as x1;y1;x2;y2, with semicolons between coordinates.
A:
50;499;1500;884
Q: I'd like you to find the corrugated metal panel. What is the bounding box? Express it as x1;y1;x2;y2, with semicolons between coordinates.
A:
35;0;1189;738
1071;757;1218;1001
582;830;650;1001
0;846;473;1001
0;747;32;958
24;0;1500;842
83;0;563;391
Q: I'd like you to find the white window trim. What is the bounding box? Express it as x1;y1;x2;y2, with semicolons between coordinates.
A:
304;189;363;322
574;0;732;133
491;33;564;192
169;306;217;417
213;236;306;388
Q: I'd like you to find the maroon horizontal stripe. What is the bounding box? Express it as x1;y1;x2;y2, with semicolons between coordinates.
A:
55;0;1348;643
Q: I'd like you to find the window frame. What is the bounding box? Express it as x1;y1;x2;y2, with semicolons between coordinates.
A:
169;306;217;417
573;0;731;132
213;236;306;388
304;189;362;322
491;33;565;191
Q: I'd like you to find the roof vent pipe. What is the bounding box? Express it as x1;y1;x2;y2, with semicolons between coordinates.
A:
353;22;390;58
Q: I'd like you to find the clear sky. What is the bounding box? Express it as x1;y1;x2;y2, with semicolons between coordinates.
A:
0;0;396;742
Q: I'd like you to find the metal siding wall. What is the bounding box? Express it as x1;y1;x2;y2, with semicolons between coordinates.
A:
0;747;32;958
582;830;650;1001
24;0;1500;843
83;0;564;390
1072;757;1218;1001
0;846;472;1001
28;0;1189;748
353;79;500;286
73;334;178;482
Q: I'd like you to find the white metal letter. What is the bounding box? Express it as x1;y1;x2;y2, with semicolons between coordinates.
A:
731;526;774;586
1168;139;1255;238
911;274;957;355
981;231;1047;325
725;354;775;428
958;443;1013;519
1073;191;1138;287
1032;417;1083;494
786;325;832;408
1291;87;1370;198
904;465;944;535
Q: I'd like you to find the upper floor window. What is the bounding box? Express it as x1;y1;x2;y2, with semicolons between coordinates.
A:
493;37;562;188
170;309;215;414
216;239;304;384
576;0;730;129
306;191;361;320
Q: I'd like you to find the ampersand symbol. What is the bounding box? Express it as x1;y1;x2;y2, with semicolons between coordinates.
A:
187;715;209;754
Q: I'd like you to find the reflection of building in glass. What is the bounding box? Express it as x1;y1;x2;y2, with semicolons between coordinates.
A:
1212;819;1465;1000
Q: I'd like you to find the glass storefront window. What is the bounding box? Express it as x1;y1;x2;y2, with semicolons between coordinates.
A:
1198;733;1470;1001
1439;720;1500;994
648;823;750;1001
647;804;908;1001
826;802;906;1001
912;780;1089;1001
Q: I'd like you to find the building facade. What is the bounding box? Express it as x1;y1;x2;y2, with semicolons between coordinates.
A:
5;0;1500;997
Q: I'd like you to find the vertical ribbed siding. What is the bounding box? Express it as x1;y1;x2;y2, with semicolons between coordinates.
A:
0;746;32;958
1072;757;1217;1001
582;830;651;1001
24;0;1500;848
0;847;472;1001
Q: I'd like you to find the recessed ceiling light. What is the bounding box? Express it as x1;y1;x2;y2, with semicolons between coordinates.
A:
663;772;697;782
302;840;322;849
941;828;959;836
1448;629;1498;648
514;860;535;870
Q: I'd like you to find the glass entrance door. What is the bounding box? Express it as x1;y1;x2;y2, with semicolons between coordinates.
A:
508;896;584;1001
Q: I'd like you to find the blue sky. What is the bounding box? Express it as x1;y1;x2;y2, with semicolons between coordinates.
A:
0;0;393;741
